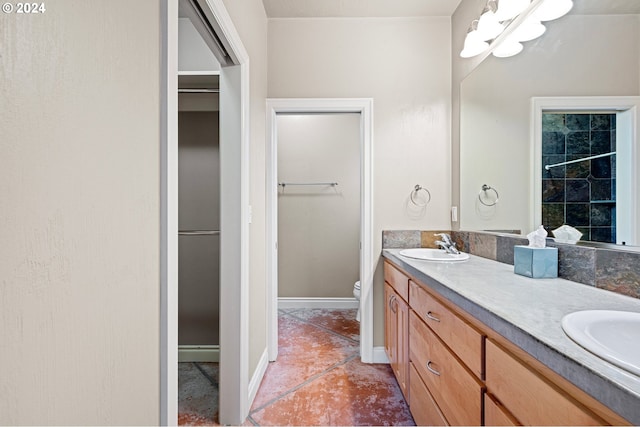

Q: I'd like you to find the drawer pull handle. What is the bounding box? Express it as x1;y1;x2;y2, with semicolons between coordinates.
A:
426;361;441;376
426;311;441;322
390;295;398;314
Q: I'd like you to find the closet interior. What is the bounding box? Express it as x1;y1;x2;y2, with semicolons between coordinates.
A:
178;74;221;362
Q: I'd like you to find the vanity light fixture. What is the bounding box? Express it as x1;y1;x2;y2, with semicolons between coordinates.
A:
492;40;523;58
509;16;546;42
476;1;504;41
532;0;574;22
459;0;573;59
493;0;530;21
460;20;490;58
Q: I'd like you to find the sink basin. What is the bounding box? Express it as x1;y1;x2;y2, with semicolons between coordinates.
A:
399;248;469;262
562;310;640;376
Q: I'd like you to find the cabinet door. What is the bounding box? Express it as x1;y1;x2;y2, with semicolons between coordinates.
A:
396;295;409;398
384;283;397;367
486;339;604;426
385;283;409;399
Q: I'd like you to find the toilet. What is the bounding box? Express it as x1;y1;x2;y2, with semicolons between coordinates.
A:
353;281;361;322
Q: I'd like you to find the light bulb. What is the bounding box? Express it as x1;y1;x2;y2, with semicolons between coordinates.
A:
493;40;523;57
510;17;546;42
476;8;505;41
494;0;530;22
532;0;573;22
460;31;490;58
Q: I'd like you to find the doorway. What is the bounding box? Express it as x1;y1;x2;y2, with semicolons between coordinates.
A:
277;113;360;305
161;0;250;425
266;99;375;363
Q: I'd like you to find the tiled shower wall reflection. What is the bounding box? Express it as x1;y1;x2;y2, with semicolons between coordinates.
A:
541;112;616;243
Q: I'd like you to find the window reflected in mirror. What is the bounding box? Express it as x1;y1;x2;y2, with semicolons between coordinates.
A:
541;112;616;243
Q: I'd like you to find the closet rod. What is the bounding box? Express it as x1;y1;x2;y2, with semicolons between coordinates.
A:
178;88;220;93
278;182;338;187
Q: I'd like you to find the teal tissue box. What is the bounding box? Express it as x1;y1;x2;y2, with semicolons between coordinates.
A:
514;245;558;278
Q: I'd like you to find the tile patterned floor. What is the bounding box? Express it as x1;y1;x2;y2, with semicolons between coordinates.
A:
178;308;415;426
178;362;220;425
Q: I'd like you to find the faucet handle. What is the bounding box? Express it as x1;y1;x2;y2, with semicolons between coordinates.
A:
434;233;452;244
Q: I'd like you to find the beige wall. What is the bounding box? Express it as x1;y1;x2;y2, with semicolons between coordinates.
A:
458;14;640;233
0;0;160;424
277;114;360;298
268;17;452;345
221;0;269;384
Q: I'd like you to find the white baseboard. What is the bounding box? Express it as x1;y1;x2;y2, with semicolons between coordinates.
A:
248;348;269;407
278;297;359;309
178;345;220;363
372;346;389;364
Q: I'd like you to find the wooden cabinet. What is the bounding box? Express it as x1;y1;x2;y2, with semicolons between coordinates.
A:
384;261;409;300
384;258;630;427
409;311;483;426
384;261;409;399
410;280;483;378
485;339;605;426
409;362;448;426
484;392;520;426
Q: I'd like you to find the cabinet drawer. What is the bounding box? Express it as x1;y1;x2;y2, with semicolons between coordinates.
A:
409;311;483;426
384;261;409;302
484;392;520;426
410;280;483;378
409;362;448;427
486;339;603;426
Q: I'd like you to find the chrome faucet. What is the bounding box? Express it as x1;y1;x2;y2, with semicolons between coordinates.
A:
434;233;460;255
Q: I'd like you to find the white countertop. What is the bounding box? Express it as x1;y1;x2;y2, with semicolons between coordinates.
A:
383;249;640;424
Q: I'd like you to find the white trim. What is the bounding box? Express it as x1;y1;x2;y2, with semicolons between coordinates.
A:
278;297;359;310
178;70;220;76
248;349;270;408
372;346;390;364
532;96;640;245
160;1;179;425
265;98;375;364
210;0;251;422
178;345;220;362
162;0;251;425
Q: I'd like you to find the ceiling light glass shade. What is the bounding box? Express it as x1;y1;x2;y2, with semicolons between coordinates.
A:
510;18;546;42
476;9;505;41
493;40;523;57
494;0;530;22
460;31;490;58
532;0;573;22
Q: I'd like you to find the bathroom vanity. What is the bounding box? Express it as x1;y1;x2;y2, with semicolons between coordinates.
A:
383;249;640;426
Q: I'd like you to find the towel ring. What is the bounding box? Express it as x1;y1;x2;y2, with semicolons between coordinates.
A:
479;184;499;207
410;185;431;207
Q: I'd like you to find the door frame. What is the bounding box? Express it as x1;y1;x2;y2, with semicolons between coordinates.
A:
161;0;250;425
265;98;375;363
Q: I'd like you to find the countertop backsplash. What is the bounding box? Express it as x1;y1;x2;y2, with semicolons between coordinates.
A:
382;230;640;300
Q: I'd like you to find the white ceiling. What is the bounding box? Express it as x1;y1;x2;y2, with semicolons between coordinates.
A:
261;0;464;18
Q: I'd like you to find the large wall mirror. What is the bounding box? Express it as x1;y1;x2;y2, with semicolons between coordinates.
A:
459;0;640;246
